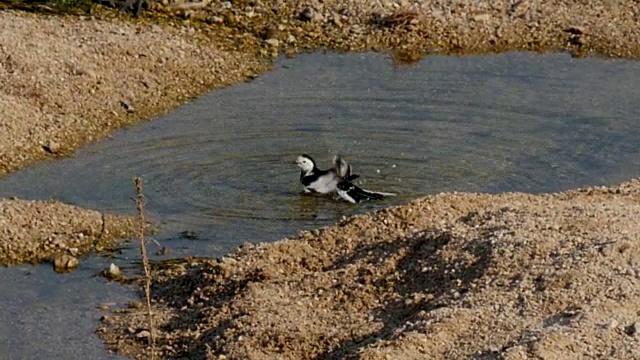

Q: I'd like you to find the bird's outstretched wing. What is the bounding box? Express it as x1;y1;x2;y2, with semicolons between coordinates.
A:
333;154;360;181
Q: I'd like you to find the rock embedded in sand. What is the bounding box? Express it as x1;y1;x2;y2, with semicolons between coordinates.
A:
135;330;151;339
53;254;79;272
264;38;279;47
625;322;640;337
103;263;122;280
299;7;314;22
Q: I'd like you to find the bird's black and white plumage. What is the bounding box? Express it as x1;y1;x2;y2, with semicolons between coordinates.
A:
336;180;396;204
296;154;359;194
296;153;396;203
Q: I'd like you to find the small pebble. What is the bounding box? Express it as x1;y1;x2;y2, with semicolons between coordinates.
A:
136;330;151;339
206;16;223;24
265;38;279;47
128;301;144;309
471;13;491;22
97;303;116;311
53;254;79;272
218;1;231;10
625;322;640;337
299;7;313;22
103;263;121;280
120;100;134;113
42;140;60;154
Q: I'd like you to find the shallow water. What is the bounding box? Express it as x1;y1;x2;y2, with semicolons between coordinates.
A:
1;51;640;358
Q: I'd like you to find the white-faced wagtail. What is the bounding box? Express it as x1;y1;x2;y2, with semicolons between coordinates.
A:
296;153;359;194
296;153;395;203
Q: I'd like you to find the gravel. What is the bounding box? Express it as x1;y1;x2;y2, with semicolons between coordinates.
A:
0;198;136;266
98;179;640;359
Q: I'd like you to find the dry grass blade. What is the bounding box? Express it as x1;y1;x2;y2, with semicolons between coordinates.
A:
134;177;156;359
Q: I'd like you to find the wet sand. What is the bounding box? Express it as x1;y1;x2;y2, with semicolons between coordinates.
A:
1;0;640;358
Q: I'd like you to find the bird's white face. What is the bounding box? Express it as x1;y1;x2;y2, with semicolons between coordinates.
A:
296;155;315;173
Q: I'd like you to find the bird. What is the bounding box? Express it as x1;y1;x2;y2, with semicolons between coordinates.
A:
296;153;396;203
336;180;396;204
296;153;359;194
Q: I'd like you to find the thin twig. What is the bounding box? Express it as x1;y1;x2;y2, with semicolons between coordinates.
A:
134;177;155;359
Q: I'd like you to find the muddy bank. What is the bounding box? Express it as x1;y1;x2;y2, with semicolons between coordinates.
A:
99;179;640;359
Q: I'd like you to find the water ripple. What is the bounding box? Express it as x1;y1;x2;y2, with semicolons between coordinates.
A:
2;51;640;253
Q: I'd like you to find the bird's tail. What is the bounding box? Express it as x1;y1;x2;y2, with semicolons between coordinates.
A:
359;188;396;197
337;181;395;203
353;187;386;201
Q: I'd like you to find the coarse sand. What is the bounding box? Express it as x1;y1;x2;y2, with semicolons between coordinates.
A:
99;179;640;359
0;198;136;266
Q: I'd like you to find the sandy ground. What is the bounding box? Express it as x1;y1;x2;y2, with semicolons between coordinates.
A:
0;198;137;265
100;179;640;359
0;0;640;358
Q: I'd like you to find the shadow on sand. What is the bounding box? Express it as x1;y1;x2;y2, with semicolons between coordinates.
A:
137;224;494;359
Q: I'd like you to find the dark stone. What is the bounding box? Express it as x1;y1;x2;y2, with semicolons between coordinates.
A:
299;7;313;22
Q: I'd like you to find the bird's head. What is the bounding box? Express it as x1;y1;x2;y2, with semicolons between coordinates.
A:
296;154;316;173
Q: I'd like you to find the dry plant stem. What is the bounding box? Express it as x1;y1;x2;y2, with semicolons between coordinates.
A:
134;177;156;359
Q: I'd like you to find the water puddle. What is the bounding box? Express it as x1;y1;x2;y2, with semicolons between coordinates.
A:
0;262;130;359
1;51;640;358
